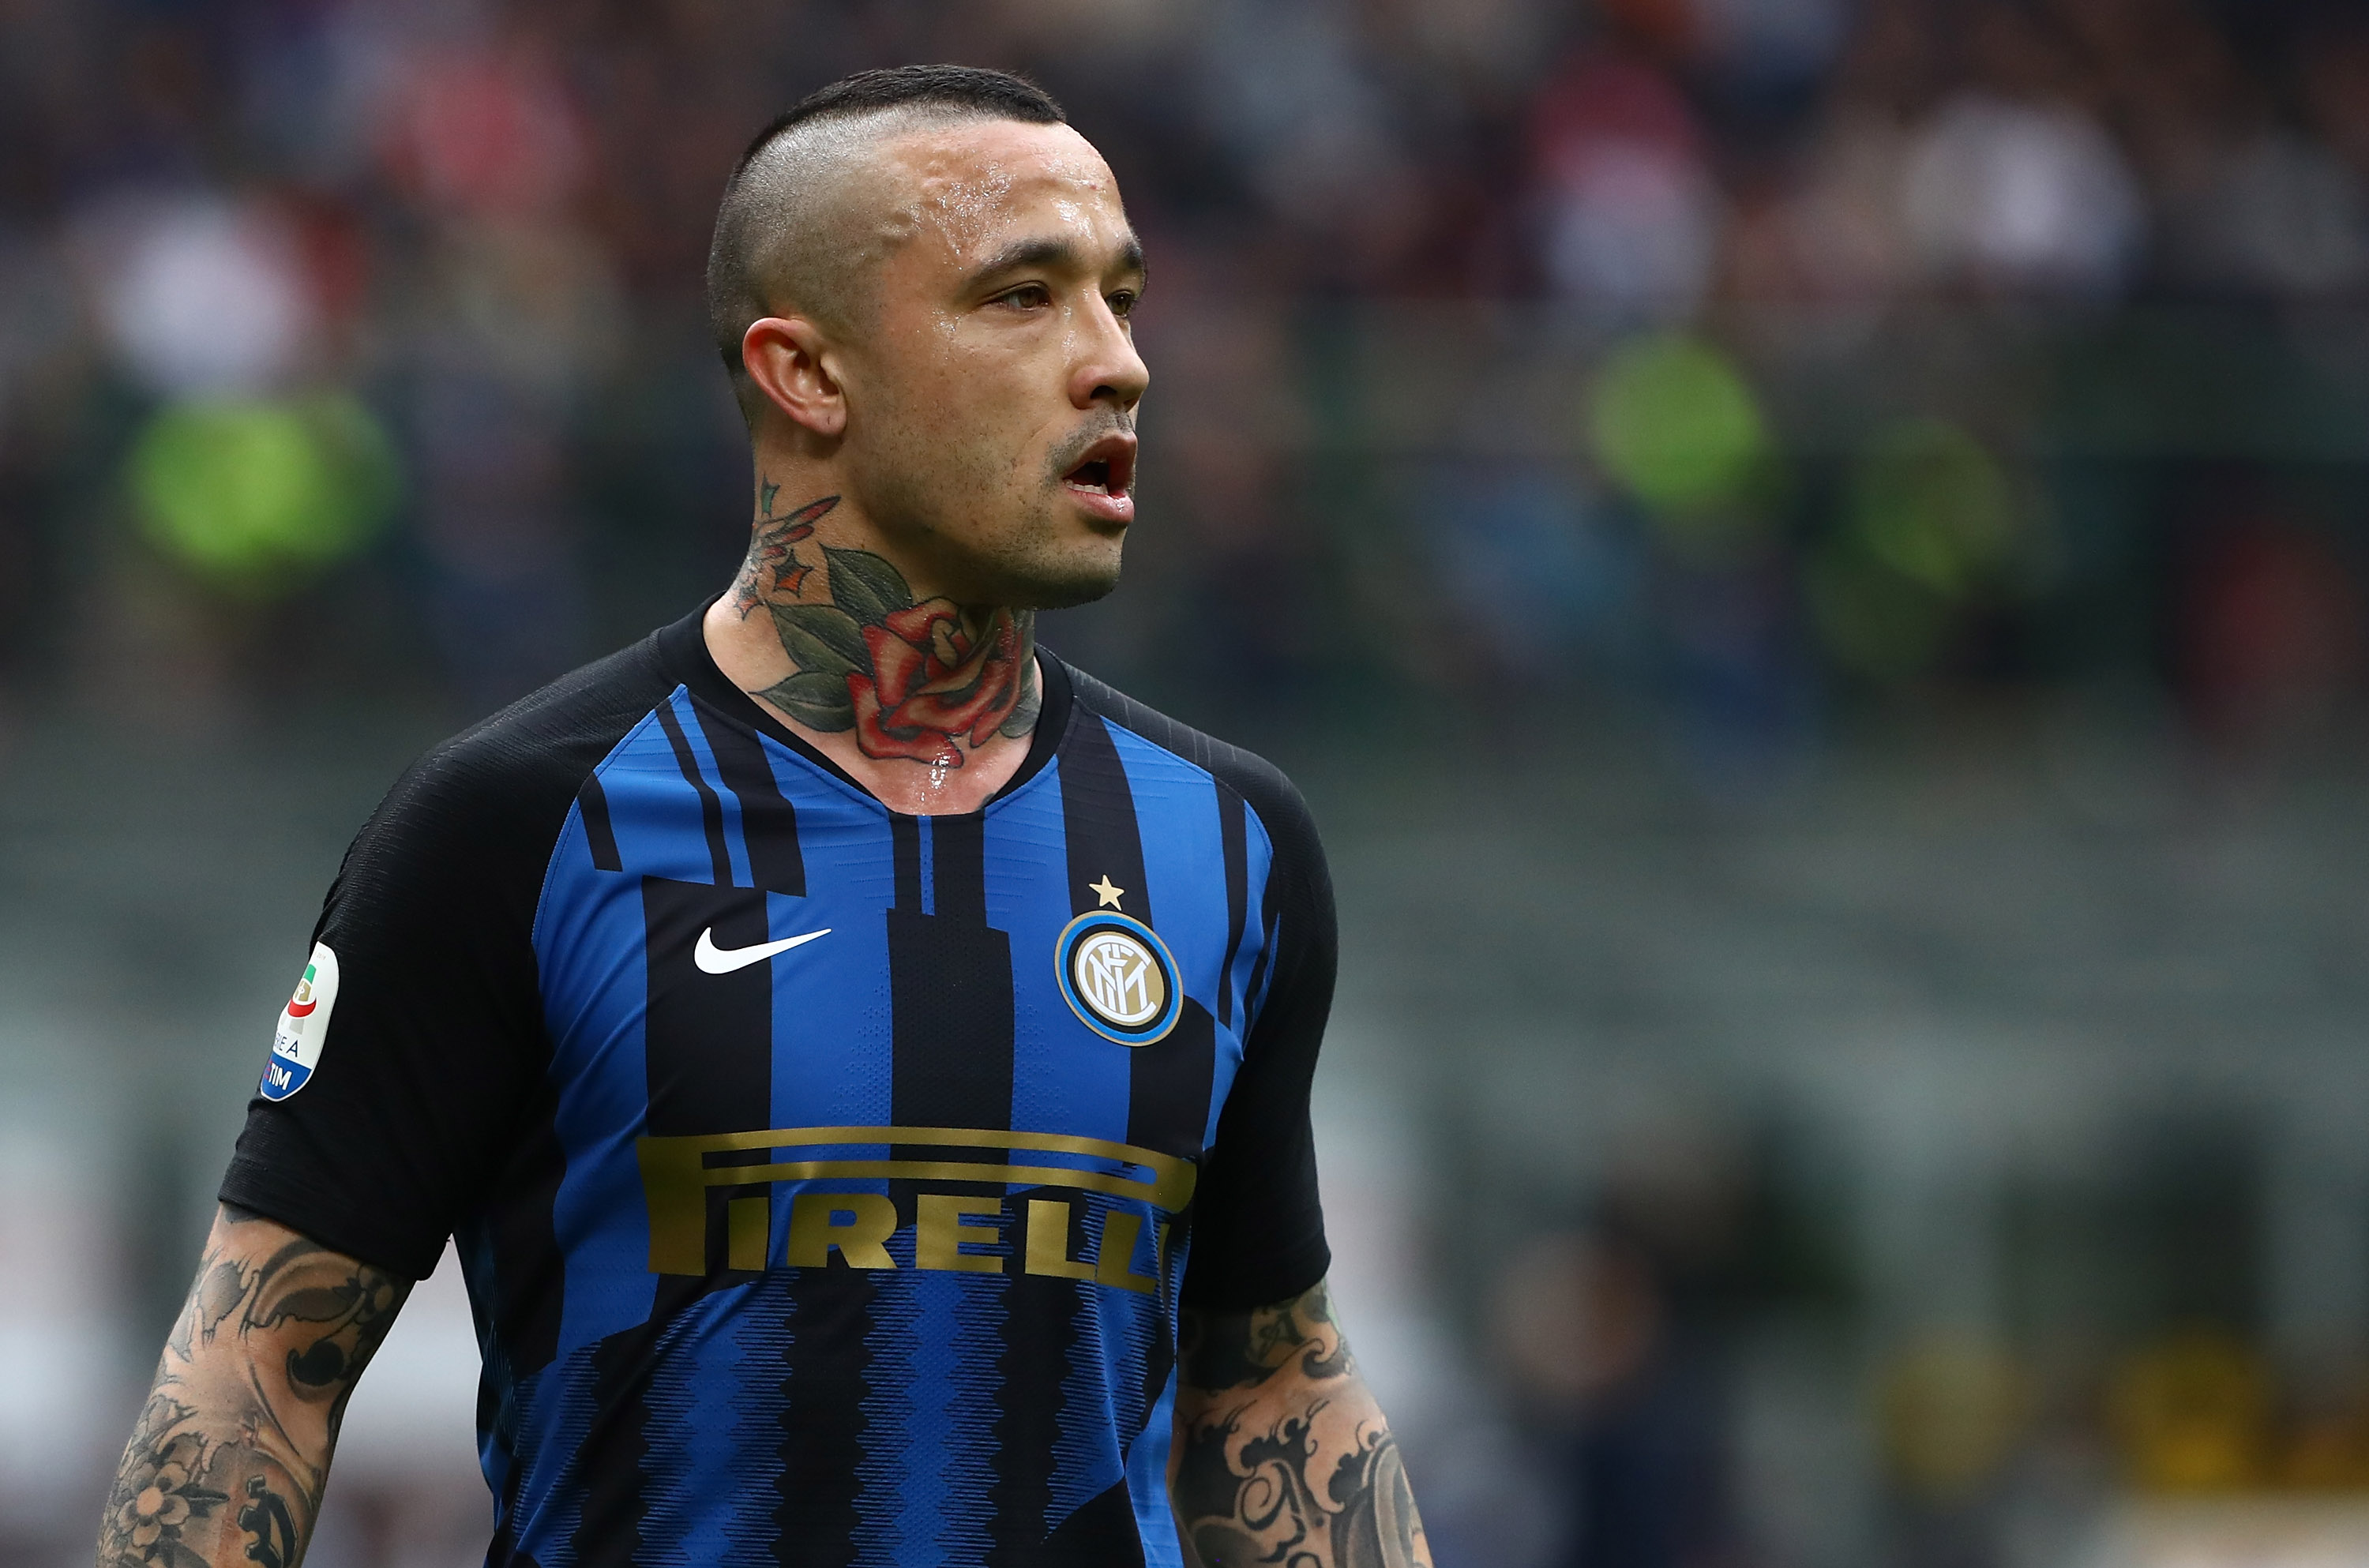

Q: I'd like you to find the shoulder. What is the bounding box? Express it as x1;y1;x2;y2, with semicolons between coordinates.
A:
1055;657;1324;873
340;632;678;901
412;631;676;804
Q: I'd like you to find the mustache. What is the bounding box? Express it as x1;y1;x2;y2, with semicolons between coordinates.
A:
1046;416;1136;478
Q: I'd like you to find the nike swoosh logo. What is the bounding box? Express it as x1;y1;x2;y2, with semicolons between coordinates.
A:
694;926;832;974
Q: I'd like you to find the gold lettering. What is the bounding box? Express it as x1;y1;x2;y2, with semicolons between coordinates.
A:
1025;1199;1095;1281
785;1193;898;1269
637;1124;1196;1276
1094;1211;1161;1295
916;1195;1004;1274
726;1195;770;1271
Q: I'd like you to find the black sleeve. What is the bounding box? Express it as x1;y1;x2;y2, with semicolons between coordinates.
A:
1177;771;1337;1312
1053;663;1338;1313
220;637;668;1279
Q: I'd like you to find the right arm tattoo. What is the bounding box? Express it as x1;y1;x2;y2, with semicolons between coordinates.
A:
1171;1279;1431;1568
97;1204;411;1568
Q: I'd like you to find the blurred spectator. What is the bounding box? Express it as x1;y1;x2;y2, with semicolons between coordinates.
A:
2161;133;2369;301
78;193;319;400
1893;6;2142;299
374;28;617;709
1492;1123;1776;1568
1496;1223;1746;1568
1805;418;2028;688
0;0;2364;733
1900;83;2144;300
1416;461;1645;687
2175;514;2364;752
1532;51;1729;320
1694;0;1855;104
407;363;593;711
1877;1335;2025;1568
1195;0;1432;291
1744;113;1915;303
1586;332;1814;784
2109;1333;2272;1492
377;36;586;224
2300;21;2369;184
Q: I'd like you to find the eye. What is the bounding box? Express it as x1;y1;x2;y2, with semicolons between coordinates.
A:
1108;290;1139;318
995;282;1053;310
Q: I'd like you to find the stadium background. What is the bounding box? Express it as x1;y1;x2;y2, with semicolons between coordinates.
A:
7;0;2369;1563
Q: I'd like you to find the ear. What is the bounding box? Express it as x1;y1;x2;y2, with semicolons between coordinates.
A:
741;317;847;438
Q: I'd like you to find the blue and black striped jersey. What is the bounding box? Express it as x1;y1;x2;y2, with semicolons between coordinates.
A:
220;607;1337;1568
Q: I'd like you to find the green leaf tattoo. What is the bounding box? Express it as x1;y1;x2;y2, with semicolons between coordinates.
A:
759;670;858;732
821;546;915;628
734;497;1038;763
997;660;1042;739
768;602;869;677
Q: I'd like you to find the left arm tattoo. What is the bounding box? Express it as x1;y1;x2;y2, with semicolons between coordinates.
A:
1171;1279;1431;1568
96;1204;411;1568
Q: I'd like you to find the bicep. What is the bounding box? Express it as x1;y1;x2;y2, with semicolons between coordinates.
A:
179;1203;414;1415
1175;1277;1353;1413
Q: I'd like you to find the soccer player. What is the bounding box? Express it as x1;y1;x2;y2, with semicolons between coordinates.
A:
96;65;1429;1568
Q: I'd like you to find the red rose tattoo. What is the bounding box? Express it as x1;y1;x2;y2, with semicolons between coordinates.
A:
750;529;1039;763
850;604;1027;767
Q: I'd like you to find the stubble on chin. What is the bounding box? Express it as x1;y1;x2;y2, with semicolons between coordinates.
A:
978;433;1136;610
986;497;1126;610
865;470;1127;611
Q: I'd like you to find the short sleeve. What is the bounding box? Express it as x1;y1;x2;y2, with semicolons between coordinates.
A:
1177;778;1336;1311
220;635;674;1277
217;748;558;1280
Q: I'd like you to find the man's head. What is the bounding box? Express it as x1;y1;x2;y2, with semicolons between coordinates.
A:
707;65;1149;610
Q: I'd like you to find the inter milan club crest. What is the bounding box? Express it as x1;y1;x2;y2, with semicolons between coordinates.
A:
1055;910;1182;1047
261;942;340;1101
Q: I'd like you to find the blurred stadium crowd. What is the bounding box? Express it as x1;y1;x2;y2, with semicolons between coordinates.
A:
8;3;2369;1567
1;0;2367;765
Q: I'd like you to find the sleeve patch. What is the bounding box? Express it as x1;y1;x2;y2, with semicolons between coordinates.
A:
261;943;341;1102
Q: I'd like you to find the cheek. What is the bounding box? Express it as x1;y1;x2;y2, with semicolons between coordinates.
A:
930;366;1055;475
863;334;1062;499
869;403;1027;515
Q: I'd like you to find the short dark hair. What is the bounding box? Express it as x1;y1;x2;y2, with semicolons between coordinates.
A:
730;65;1064;186
706;66;1068;422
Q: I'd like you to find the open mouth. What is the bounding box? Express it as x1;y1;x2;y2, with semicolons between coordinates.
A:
1062;433;1136;498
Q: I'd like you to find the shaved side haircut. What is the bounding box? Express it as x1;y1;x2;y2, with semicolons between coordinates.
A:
707;64;1067;426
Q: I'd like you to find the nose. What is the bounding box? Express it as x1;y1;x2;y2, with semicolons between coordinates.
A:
1068;294;1149;412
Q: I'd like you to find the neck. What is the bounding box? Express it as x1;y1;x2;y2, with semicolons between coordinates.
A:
703;470;1042;814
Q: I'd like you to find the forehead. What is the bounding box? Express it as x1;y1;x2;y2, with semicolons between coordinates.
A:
878;119;1128;263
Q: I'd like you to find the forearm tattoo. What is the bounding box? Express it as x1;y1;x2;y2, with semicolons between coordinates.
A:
97;1205;410;1568
1173;1281;1431;1568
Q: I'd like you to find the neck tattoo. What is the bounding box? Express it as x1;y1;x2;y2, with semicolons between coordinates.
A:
730;487;1041;769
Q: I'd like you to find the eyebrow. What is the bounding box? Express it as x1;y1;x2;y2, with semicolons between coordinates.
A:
970;231;1147;288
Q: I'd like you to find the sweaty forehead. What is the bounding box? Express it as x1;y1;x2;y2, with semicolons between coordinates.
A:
877;120;1125;263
